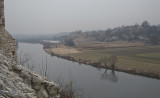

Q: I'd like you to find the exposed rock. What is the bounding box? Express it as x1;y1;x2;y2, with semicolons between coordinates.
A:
0;29;60;97
0;57;37;98
0;20;60;98
0;0;60;97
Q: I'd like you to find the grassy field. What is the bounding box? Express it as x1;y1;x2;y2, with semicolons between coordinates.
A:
45;44;160;78
65;45;160;74
50;45;80;55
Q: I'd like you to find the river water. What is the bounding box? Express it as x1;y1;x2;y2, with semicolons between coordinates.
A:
17;42;160;98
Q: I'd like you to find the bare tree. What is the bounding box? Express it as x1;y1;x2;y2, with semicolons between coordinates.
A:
19;53;33;68
99;55;118;71
18;52;38;72
55;76;83;98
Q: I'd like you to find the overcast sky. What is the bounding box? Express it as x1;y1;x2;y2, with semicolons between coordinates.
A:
4;0;160;35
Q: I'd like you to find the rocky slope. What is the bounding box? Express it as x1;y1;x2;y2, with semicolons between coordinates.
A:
0;28;60;98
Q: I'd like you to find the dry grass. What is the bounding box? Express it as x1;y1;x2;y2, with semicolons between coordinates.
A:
46;41;160;76
50;45;80;55
75;41;145;49
69;45;160;73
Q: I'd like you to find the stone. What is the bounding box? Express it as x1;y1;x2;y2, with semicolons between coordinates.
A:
0;51;38;98
37;90;49;98
46;81;60;96
0;1;60;97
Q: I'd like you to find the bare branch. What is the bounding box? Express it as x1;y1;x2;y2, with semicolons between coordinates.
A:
99;55;118;71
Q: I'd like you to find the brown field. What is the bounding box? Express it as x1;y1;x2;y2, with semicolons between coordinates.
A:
49;45;80;55
45;41;160;78
75;41;145;49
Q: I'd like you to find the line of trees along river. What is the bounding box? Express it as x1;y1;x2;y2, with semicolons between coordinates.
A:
17;42;160;98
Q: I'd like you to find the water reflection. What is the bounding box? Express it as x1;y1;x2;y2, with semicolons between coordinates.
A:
101;70;119;83
17;43;160;98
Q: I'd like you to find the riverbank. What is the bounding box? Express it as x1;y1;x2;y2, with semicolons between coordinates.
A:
44;45;160;79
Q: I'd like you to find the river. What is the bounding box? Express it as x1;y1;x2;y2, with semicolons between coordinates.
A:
17;42;160;98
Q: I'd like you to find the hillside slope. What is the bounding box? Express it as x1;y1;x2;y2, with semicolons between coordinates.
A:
0;28;60;97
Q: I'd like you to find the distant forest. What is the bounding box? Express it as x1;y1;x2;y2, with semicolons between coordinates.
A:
14;21;160;45
13;32;69;43
62;21;160;46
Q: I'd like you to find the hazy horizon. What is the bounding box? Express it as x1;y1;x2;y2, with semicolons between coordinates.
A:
5;0;160;35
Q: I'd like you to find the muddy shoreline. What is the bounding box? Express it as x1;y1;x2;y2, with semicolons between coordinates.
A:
44;48;160;79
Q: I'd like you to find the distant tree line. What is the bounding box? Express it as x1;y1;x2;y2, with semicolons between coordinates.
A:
62;21;160;45
14;21;160;45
